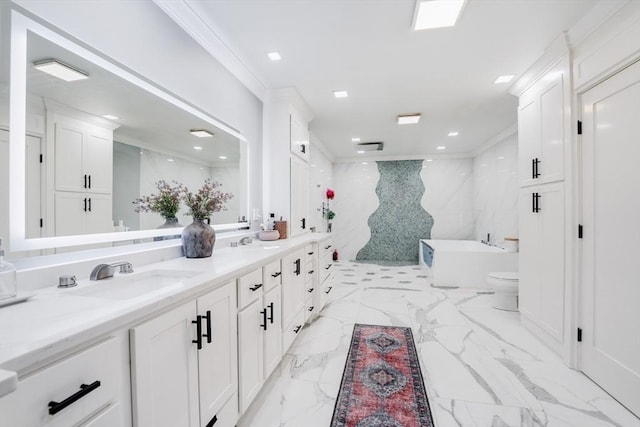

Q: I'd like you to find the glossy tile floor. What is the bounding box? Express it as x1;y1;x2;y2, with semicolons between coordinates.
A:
239;262;640;427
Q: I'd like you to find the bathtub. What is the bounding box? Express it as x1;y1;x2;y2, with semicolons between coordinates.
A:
419;239;518;288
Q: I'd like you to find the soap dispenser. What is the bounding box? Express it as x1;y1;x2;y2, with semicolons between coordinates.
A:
0;237;17;300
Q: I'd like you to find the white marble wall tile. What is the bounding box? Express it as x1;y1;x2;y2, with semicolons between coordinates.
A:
473;133;519;245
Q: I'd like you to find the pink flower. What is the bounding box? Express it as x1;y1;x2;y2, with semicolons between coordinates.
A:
326;188;335;200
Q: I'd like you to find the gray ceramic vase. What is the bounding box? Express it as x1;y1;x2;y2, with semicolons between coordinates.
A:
181;218;216;258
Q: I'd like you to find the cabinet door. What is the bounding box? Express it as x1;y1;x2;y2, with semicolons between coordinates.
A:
84;131;113;194
539;76;565;184
538;183;565;340
130;302;200;427
237;298;264;413
290;157;309;236
55;192;86;236
281;250;304;327
55;123;85;192
518;97;541;187
197;283;238;425
518;188;541;321
263;285;282;379
84;193;113;234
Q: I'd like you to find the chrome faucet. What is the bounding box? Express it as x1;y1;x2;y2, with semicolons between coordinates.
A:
90;261;134;280
239;236;253;245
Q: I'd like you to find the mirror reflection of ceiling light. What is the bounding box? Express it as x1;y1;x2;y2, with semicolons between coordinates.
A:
413;0;466;30
333;90;349;98
33;59;89;82
102;114;119;120
493;75;514;84
190;129;214;138
397;113;421;125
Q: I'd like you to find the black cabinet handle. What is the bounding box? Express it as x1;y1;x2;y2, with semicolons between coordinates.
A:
325;286;333;294
301;144;306;154
293;325;302;333
192;315;203;350
325;245;332;250
88;198;92;212
294;259;301;276
536;193;541;212
325;264;332;270
271;272;281;278
48;381;101;415
534;158;541;178
308;251;314;255
88;175;91;189
308;306;314;312
83;174;87;189
268;302;274;324
202;310;212;344
260;308;268;331
307;288;314;293
206;415;218;427
308;270;314;275
301;218;306;229
83;198;87;212
249;283;263;292
532;193;536;213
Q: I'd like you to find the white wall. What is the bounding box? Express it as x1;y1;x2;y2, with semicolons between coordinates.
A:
472;133;519;245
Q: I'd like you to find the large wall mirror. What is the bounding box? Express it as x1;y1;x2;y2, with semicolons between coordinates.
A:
3;10;249;253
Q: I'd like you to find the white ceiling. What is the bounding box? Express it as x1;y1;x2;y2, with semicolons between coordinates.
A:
185;0;597;160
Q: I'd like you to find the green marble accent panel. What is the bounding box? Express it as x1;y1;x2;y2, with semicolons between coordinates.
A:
356;160;434;264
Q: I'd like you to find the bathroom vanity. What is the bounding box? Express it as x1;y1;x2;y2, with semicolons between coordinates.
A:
0;234;333;427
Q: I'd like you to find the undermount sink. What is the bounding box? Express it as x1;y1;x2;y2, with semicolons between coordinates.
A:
68;269;200;300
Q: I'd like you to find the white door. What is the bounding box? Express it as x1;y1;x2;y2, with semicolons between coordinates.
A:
581;60;640;417
130;302;200;427
237;297;264;412
197;283;238;426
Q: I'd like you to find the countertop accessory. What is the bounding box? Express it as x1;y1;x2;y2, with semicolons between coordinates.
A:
58;275;78;288
258;230;280;241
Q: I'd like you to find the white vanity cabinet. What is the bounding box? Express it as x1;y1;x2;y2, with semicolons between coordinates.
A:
237;263;282;413
281;249;306;353
0;336;129;427
130;282;238;427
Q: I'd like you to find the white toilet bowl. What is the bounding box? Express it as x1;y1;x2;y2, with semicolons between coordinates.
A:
487;272;519;311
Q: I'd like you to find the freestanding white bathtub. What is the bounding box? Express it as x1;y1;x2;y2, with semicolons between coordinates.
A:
419;239;518;288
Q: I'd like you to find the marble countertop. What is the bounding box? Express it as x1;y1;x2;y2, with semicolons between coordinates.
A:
0;233;330;397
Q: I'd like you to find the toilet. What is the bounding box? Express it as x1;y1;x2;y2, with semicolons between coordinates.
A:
487;272;519;311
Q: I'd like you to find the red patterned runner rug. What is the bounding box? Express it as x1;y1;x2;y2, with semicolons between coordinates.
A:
330;324;434;427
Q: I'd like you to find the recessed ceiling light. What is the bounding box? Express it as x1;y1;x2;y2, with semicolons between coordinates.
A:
497;156;505;160
494;75;514;84
190;129;214;138
102;114;119;121
413;0;466;31
333;90;349;98
267;51;282;61
357;150;365;154
33;59;89;82
448;131;459;137
193;146;203;150
362;162;368;165
167;158;174;162
426;159;433;162
397;113;421;125
436;146;446;150
219;155;227;160
352;137;361;142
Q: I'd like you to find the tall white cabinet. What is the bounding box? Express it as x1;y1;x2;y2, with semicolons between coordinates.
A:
514;52;570;355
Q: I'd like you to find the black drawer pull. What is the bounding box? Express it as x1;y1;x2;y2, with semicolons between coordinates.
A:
325;286;333;294
206;414;218;427
249;283;263;291
293;325;302;333
203;310;212;344
308;251;314;255
48;380;101;415
271;272;281;278
192;315;203;349
325;245;332;250
307;288;314;293
308;306;314;312
308;270;314;275
325;264;332;270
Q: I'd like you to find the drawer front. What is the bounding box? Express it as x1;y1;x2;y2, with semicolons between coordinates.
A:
305;259;316;286
263;260;282;292
237;268;264;309
0;337;124;427
319;240;333;260
283;311;305;354
320;255;333;284
304;295;315;323
81;403;122;427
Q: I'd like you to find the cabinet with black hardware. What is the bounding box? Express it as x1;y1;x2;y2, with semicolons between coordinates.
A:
304;243;318;322
290;156;309;237
237;263;282;412
281;249;306;353
318;239;334;313
130;282;237;427
0;336;128;427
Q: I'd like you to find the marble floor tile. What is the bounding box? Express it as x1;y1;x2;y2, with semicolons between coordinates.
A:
239;262;640;427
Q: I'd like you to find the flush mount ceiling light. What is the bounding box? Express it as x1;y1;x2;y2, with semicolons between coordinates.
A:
102;114;119;121
33;59;89;82
397;113;421;125
494;74;514;84
190;129;214;138
448;131;459;136
413;0;466;31
267;51;282;61
357;142;384;152
333;90;349;98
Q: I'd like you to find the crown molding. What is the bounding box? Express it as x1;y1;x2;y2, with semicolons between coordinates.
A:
309;132;335;163
153;0;268;101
